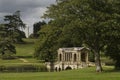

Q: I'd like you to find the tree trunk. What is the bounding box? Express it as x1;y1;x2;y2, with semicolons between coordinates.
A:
94;50;103;72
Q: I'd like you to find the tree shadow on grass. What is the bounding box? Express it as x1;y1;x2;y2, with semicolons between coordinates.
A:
17;56;33;59
103;68;120;73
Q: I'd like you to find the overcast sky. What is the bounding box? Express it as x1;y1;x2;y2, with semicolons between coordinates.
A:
0;0;56;37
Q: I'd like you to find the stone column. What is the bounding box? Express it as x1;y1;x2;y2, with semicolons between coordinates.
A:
58;53;59;61
70;53;71;61
57;50;60;61
68;53;70;61
86;52;89;63
72;53;74;62
77;52;79;62
70;53;72;62
64;53;65;61
63;53;65;61
61;53;63;61
66;53;68;61
67;53;69;61
65;53;66;61
79;52;81;62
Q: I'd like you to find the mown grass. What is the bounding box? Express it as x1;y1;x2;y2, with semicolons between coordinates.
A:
0;38;119;80
15;38;36;57
1;67;120;80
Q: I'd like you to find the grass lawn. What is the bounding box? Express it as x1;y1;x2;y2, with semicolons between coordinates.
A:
0;38;39;64
15;38;36;57
0;38;119;80
0;67;120;80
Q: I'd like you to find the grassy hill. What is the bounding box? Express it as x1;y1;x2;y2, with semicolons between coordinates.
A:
0;38;114;66
0;38;39;65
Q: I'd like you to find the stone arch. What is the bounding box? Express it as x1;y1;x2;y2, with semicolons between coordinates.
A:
58;67;61;71
65;66;72;70
55;67;58;72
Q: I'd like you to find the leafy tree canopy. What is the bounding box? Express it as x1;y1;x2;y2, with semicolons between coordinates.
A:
4;10;26;43
0;24;16;59
33;21;46;38
0;10;26;59
35;0;120;71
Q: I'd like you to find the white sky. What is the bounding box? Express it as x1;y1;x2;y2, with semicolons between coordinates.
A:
0;0;56;37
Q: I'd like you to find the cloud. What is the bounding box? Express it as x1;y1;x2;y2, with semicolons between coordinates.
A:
0;0;56;37
0;0;56;12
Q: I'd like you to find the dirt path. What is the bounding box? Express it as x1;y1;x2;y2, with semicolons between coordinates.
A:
19;58;29;63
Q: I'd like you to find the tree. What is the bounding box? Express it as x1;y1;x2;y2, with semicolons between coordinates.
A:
34;24;61;71
0;40;16;58
36;0;120;72
0;24;16;59
106;37;120;70
33;21;46;38
0;11;25;59
4;10;26;43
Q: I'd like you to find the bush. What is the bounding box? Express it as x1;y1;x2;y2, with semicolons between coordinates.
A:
1;54;16;60
88;52;95;62
105;60;115;66
0;64;48;72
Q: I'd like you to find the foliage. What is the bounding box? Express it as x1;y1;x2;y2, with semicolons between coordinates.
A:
33;21;46;38
34;0;120;72
0;11;26;59
106;37;120;69
0;38;38;63
0;64;47;72
34;24;61;72
34;25;61;62
0;39;16;59
0;24;16;59
3;10;26;43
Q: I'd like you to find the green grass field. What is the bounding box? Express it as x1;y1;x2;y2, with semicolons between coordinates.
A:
0;38;119;80
1;67;120;80
0;38;39;64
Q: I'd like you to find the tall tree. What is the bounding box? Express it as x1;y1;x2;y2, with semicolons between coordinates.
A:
4;10;26;42
106;37;120;70
36;0;120;72
0;24;16;58
33;21;46;38
34;24;61;71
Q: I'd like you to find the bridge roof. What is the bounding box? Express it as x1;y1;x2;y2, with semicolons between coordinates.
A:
58;47;89;52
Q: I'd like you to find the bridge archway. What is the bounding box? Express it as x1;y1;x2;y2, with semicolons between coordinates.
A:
65;66;72;70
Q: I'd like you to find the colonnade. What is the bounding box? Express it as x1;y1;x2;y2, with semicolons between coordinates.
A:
58;51;88;63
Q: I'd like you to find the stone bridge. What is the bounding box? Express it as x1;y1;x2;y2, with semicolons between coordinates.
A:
46;47;94;71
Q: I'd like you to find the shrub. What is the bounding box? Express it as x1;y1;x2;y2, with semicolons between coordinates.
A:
105;60;115;66
0;64;48;72
1;54;16;60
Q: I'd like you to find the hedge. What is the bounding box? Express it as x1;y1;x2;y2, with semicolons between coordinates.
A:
0;64;48;72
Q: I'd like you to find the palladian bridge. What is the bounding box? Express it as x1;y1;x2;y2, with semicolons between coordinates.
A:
46;47;91;71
